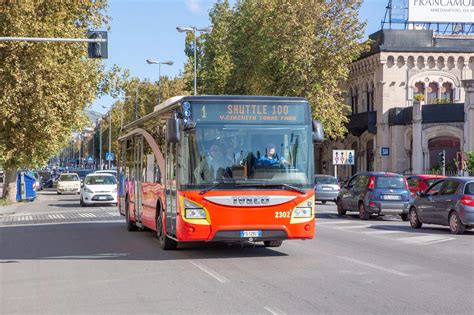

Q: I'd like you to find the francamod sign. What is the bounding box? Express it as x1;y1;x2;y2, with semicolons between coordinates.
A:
409;0;474;23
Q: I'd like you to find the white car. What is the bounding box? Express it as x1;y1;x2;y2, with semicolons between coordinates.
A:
94;169;117;177
56;173;81;194
80;173;117;206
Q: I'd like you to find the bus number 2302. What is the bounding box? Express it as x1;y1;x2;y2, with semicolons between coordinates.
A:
275;211;291;218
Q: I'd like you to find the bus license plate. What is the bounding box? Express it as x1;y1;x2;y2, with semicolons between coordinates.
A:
240;230;262;238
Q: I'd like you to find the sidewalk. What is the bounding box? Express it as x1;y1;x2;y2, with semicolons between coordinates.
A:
0;203;17;216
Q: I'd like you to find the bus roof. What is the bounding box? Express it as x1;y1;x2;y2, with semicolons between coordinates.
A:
122;95;309;132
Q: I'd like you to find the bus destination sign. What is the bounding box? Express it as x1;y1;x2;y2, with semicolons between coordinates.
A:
190;103;308;124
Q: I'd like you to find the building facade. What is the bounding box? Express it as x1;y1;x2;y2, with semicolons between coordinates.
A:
318;29;474;179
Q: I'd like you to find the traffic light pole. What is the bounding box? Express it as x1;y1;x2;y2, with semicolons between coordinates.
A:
442;149;446;176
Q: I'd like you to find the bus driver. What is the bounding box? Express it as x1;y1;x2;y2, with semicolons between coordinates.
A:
257;143;289;166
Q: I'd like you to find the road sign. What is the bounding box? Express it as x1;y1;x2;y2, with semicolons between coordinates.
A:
105;152;114;161
87;156;94;164
332;150;355;165
380;147;390;157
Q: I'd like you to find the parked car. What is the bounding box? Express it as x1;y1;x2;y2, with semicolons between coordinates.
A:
408;177;474;234
38;170;54;188
406;174;445;197
314;175;340;203
80;173;117;206
336;172;411;220
56;173;81;194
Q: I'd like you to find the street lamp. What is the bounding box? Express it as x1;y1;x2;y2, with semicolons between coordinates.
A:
146;59;174;105
176;25;211;95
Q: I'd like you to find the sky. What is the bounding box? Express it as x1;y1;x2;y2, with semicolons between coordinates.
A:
91;0;388;114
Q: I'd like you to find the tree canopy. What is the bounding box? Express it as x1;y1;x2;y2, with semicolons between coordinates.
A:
183;0;367;139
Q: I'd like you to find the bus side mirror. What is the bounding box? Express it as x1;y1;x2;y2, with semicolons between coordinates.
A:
312;120;324;143
166;117;180;143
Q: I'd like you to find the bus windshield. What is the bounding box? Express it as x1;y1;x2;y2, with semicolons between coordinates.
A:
180;123;314;189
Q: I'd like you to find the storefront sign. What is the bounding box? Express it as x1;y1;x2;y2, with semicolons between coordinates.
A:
408;0;474;23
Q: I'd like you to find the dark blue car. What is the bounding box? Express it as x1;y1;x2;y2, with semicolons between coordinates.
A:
336;172;411;220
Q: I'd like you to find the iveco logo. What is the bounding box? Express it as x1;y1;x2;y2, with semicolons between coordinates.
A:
232;196;270;205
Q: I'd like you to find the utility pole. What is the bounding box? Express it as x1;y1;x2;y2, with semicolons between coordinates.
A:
108;112;112;169
99;120;103;170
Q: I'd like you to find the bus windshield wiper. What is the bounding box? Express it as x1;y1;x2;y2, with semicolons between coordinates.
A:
235;180;306;194
199;178;235;195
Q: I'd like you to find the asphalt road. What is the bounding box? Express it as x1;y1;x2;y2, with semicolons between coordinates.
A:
0;191;473;314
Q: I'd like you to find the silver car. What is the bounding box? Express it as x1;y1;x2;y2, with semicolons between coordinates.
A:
314;175;340;203
409;177;474;234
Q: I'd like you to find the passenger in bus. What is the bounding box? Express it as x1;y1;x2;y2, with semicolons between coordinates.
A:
194;144;229;182
257;143;289;166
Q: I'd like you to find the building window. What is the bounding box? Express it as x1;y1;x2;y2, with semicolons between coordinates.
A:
414;82;425;102
351;87;358;114
366;139;374;172
369;83;374;111
427;82;439;104
441;82;454;102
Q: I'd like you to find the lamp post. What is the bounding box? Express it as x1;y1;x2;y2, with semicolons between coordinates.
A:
146;59;173;105
176;26;211;95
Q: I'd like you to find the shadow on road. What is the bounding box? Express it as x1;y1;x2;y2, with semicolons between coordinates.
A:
48;203;81;208
0;222;288;261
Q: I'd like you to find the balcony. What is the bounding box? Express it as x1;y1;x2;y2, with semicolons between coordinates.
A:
347;111;377;137
388;103;464;126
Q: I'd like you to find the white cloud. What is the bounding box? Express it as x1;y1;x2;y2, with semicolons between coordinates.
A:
186;0;202;15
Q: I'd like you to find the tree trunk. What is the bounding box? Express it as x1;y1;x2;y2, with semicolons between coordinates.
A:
2;168;17;202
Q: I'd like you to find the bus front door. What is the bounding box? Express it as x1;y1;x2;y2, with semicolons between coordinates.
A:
134;135;143;223
165;142;177;234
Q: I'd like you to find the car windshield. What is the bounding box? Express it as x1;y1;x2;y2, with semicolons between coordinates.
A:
180;123;314;189
465;182;474;195
85;176;116;185
59;174;79;181
375;176;405;189
315;176;338;185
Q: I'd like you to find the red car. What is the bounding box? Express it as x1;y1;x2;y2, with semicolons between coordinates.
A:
405;174;446;196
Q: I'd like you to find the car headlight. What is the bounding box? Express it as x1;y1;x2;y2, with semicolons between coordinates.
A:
112;188;117;193
184;199;206;219
84;187;94;194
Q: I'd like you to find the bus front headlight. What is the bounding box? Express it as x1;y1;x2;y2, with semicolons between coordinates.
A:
184;199;206;219
293;207;312;218
291;198;314;223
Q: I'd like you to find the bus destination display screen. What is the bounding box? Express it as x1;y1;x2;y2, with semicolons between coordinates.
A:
189;102;309;124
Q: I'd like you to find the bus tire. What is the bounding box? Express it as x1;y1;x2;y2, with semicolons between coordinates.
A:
125;196;137;232
156;209;177;250
264;240;283;247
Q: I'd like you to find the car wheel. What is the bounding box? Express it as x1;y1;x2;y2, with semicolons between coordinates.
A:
264;240;283;247
336;199;346;216
322;201;326;204
125;197;137;232
449;211;465;235
80;197;86;207
409;207;422;229
358;202;369;220
156;209;177;250
400;213;409;221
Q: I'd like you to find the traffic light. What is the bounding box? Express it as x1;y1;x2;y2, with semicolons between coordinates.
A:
438;150;445;167
87;30;108;59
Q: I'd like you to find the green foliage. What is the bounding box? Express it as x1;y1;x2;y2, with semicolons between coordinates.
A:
183;0;366;139
467;151;474;172
414;94;425;102
433;98;450;104
0;1;110;170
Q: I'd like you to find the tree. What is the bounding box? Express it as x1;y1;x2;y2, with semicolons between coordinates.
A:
184;0;367;139
0;1;110;201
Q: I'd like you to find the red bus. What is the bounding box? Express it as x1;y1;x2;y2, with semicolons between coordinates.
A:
118;95;324;249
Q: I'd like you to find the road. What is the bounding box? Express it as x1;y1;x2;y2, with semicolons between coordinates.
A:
1;190;473;314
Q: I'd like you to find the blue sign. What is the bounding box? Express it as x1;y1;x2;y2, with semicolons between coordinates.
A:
87;156;93;162
105;152;114;161
183;101;191;110
348;152;354;165
380;147;390;157
183;109;191;117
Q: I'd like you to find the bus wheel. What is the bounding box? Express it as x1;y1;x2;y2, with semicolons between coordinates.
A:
125;197;137;232
264;240;283;247
156;210;177;250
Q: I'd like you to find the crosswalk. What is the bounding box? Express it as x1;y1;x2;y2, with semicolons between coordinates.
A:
316;215;459;246
0;210;123;226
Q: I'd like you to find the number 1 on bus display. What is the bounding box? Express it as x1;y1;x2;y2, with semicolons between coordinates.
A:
201;105;206;119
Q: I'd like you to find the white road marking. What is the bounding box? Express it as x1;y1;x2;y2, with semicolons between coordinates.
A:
0;219;124;228
190;261;229;283
106;212;120;217
41;253;129;259
264;306;286;315
363;230;402;235
337;256;409;277
397;235;454;245
79;213;96;218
